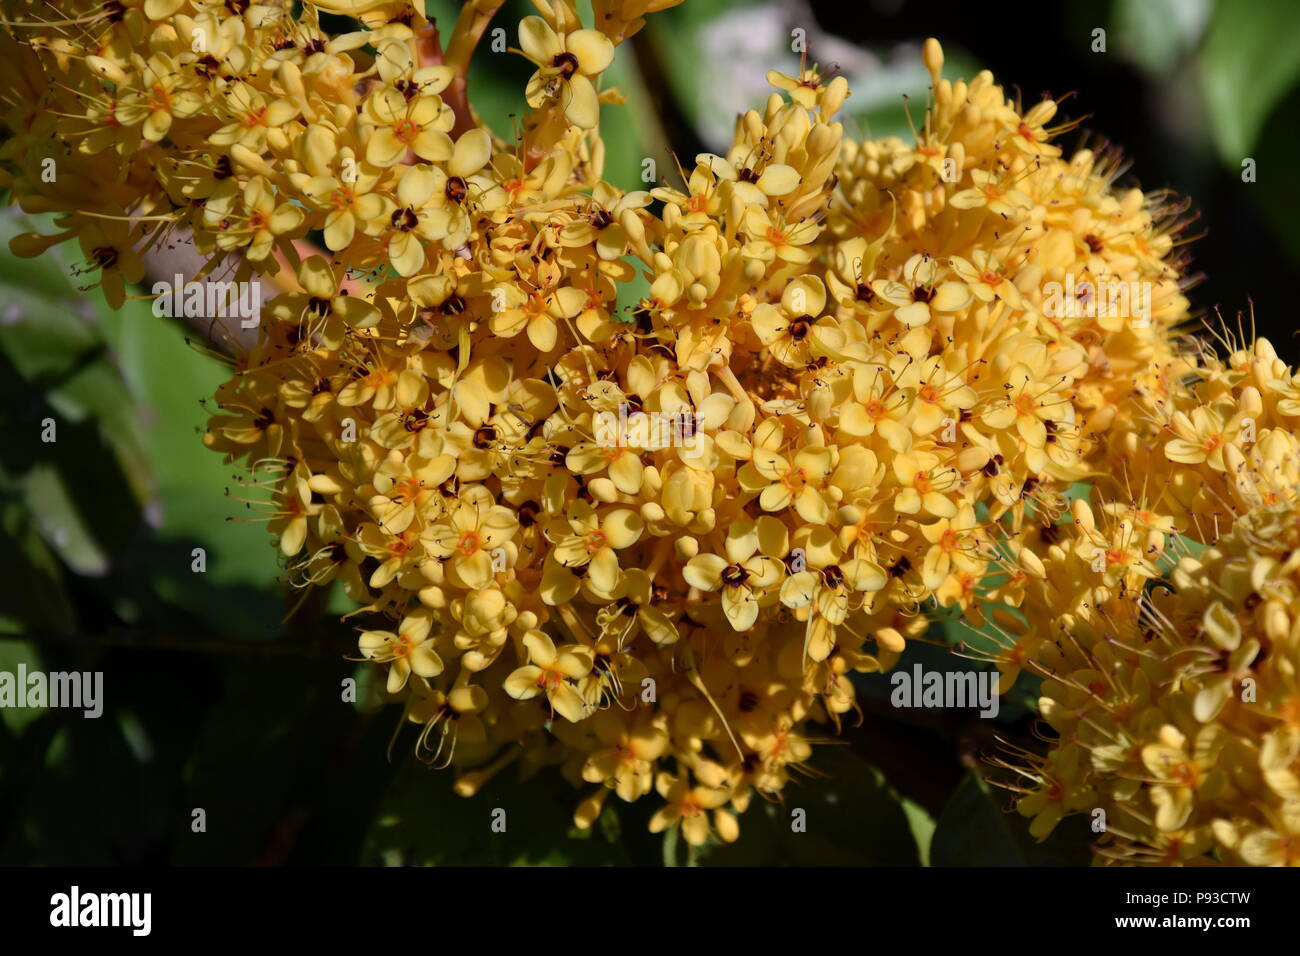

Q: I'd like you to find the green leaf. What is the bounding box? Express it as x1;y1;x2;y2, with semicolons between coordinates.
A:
599;55;657;194
1199;0;1300;163
0;498;75;633
172;658;357;864
698;747;924;866
0;640;48;733
930;771;1092;866
101;295;284;597
1114;0;1211;75
361;734;635;866
19;463;111;577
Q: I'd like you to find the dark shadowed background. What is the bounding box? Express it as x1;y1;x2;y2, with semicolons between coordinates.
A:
2;0;1297;865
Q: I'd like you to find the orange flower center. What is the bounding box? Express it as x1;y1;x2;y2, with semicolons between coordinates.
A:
147;84;171;112
393;478;422;502
393;118;420;144
365;367;398;389
1279;695;1300;728
1171;762;1200;789
524;294;548;318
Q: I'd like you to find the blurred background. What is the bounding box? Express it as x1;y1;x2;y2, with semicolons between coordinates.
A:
2;0;1298;865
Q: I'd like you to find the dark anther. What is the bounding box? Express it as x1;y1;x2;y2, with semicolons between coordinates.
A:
551;51;580;76
445;176;468;203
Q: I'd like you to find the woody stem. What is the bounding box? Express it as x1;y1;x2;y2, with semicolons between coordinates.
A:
424;1;506;140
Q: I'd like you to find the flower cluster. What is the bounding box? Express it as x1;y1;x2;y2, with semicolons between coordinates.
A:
994;482;1300;866
5;1;1248;852
983;339;1300;865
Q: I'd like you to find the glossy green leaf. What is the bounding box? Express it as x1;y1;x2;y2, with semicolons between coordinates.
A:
1200;0;1300;163
931;771;1092;866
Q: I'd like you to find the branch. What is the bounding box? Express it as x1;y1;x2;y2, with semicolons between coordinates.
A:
423;0;506;139
139;229;259;358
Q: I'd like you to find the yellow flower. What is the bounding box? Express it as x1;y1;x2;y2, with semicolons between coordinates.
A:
981;363;1069;449
948;250;1024;307
117;53;204;142
765;66;831;109
740;205;819;264
582;709;669;802
648;772;733;846
208;80;300;151
206;175;304;260
559;181;651;259
273;256;380;350
1142;725;1226;832
297;145;387;251
892;450;960;518
749;275;845;368
1164;404;1238;470
549;501;644;597
75;219;144;310
599;568;679;646
741;443;835;524
871;253;972;327
893;353;978;436
518;16;615;129
359;611;444;693
422;486;518;589
503;629;593;722
490;284;583;352
362;87;455;166
948;168;1033;218
683;516;785;630
837;362;914;452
